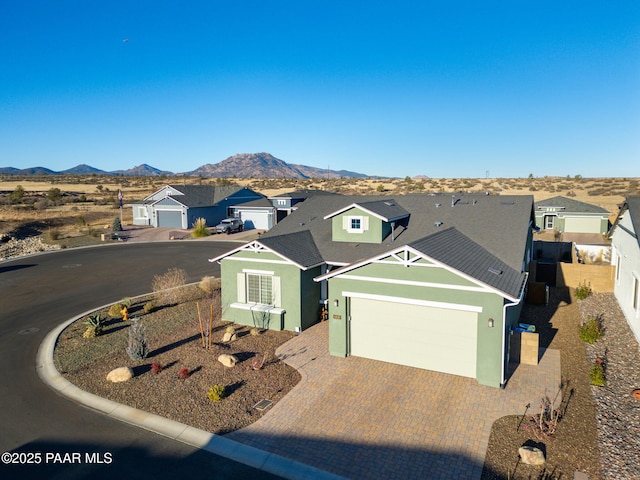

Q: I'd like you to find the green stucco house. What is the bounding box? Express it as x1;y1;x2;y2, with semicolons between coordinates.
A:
534;195;610;235
210;193;535;388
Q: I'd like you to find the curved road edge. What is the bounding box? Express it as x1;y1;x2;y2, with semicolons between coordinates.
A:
35;300;347;480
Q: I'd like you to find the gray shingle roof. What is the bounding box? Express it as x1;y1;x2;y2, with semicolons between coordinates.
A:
155;185;244;207
325;199;410;222
610;196;640;248
409;228;527;299
534;195;609;214
259;230;324;269
269;189;337;199
235;197;273;208
263;193;534;273
627;197;640;236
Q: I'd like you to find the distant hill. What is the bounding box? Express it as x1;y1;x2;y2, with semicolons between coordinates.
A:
112;164;173;176
0;153;370;178
0;166;57;175
59;164;108;175
184;152;368;179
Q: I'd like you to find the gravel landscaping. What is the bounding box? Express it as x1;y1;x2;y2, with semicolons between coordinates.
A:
483;288;640;480
53;285;301;434
578;292;640;480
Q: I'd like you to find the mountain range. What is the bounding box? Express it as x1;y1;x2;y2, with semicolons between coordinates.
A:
0;153;369;179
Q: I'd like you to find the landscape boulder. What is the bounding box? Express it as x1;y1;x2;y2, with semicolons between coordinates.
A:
222;332;237;342
518;445;545;465
218;354;239;368
106;367;133;383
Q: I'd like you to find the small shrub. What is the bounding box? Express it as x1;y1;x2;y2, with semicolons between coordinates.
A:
111;216;122;232
126;319;149;360
250;327;260;336
48;228;61;241
207;384;226;402
526;396;561;439
178;367;190;380
575;281;592;300
151;362;163;374
83;313;104;336
225;325;235;334
120;297;132;308
191;217;210;238
250;353;268;370
590;363;606;386
579;317;603;344
109;303;124;317
143;301;155;314
152;268;188;305
199;276;221;295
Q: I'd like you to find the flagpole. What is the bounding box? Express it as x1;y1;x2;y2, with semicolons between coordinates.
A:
118;190;123;226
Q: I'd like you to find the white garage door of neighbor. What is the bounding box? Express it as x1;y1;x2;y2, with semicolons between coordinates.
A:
349;297;478;378
563;216;601;234
239;210;269;230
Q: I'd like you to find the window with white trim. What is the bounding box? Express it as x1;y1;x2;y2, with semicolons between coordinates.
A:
247;273;273;305
343;215;368;233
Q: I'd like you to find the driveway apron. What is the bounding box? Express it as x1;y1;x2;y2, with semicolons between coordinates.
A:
227;322;561;480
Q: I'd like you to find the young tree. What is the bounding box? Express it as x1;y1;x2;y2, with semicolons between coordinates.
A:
10;185;25;203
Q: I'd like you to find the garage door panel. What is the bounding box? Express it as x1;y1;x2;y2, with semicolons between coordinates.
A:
350;297;477;378
238;210;270;230
157;210;183;228
564;217;600;233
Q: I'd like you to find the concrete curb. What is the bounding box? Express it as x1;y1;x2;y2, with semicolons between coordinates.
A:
36;300;346;480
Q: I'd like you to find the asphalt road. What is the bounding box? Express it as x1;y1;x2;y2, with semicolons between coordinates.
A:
0;242;282;480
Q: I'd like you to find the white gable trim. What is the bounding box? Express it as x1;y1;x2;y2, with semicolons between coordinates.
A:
325;203;388;221
208;240;306;270
315;244;519;301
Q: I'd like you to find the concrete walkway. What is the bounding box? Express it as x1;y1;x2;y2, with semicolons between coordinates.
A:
228;322;561;480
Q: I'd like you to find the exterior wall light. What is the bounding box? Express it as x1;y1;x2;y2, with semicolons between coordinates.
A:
488;318;495;328
333;299;339;307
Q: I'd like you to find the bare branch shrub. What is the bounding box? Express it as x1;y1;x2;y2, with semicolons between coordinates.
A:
199;275;221;296
152;267;187;305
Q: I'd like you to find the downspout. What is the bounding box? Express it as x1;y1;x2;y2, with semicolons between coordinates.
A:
501;272;529;388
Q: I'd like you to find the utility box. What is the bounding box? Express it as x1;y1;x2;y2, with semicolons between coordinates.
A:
520;332;539;365
510;331;540;366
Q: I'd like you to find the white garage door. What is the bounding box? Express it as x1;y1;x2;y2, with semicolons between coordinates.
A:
238;210;270;230
564;216;601;234
349;297;478;378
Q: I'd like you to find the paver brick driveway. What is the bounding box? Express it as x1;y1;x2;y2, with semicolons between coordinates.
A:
227;322;561;480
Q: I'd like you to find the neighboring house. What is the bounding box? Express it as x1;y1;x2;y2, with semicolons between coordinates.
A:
131;185;266;230
609;197;640;343
210;193;535;388
269;189;337;222
230;197;275;231
534;196;610;235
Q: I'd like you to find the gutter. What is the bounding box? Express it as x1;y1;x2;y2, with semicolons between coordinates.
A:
501;272;529;388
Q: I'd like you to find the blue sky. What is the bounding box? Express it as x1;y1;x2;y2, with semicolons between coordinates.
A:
1;1;638;178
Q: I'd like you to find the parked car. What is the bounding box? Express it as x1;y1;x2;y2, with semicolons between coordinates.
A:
215;218;244;234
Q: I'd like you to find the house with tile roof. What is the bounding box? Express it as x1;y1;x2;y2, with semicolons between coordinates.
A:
131;185;271;230
534;195;610;235
609;197;640;343
210;193;536;388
